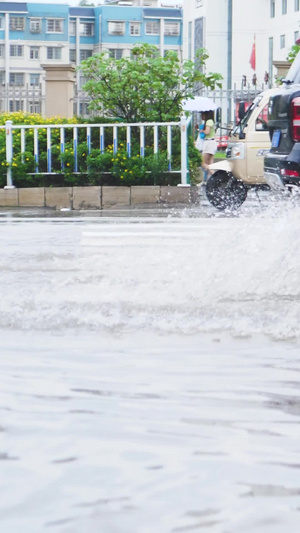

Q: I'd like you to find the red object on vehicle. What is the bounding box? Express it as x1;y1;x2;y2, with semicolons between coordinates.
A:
292;96;300;142
216;135;229;149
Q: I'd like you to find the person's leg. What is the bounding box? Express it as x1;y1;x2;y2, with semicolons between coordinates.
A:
202;152;214;182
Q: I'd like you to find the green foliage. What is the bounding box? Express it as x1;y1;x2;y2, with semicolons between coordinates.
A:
80;43;223;123
287;44;300;63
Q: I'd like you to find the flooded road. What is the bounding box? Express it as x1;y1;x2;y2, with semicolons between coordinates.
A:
1;195;300;532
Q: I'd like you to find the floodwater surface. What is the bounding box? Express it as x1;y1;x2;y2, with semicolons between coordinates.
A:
1;198;300;533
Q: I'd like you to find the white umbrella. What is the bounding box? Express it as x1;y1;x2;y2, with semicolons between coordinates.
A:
182;96;217;112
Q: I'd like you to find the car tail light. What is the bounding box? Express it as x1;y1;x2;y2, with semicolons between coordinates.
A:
281;169;300;177
292;97;300;141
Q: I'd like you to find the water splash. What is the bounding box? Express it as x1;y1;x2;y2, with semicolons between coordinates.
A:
0;200;300;340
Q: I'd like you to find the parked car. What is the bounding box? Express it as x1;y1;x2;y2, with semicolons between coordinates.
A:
264;49;300;191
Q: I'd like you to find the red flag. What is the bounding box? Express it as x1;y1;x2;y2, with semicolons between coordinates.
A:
249;35;256;71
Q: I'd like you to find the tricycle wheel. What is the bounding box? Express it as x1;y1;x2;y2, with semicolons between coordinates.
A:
205;171;248;210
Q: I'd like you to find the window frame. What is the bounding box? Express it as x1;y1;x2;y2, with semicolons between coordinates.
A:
270;0;275;17
280;34;286;49
9;100;24;112
70;48;76;62
46;46;62;60
282;0;287;14
30;73;40;87
30;18;42;33
10;44;24;57
255;103;269;131
129;21;141;36
46;18;63;34
69;21;76;35
9;16;25;31
29;101;41;114
9;73;24;86
108;21;125;36
145;21;159;35
80;49;93;61
29;46;40;60
108;48;123;59
80;22;94;36
164;22;180;36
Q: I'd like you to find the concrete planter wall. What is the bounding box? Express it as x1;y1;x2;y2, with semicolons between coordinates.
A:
0;185;194;209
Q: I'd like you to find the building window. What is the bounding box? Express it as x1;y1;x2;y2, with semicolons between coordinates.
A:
80;22;94;36
295;0;300;10
30;18;41;33
70;48;76;62
30;74;40;86
188;21;192;59
295;30;300;42
47;47;62;60
145;21;159;35
47;19;63;33
269;37;273;84
29;101;40;113
9;73;24;86
129;22;141;36
164;22;180;36
108;48;123;59
80;49;92;61
108;21;125;35
0;18;4;30
79;102;89;116
282;0;287;14
79;75;89;89
10;45;24;57
30;46;39;60
9;100;24;112
280;34;285;48
0;44;4;57
9;16;25;31
69;21;76;35
0;72;4;84
270;0;275;17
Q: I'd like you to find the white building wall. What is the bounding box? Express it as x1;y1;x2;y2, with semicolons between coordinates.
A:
231;0;269;90
183;0;300;92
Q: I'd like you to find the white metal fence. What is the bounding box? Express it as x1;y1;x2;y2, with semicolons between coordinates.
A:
3;116;192;188
197;85;266;129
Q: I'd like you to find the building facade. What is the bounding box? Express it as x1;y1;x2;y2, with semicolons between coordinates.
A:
0;1;183;115
183;0;300;92
183;0;300;124
1;0;299;120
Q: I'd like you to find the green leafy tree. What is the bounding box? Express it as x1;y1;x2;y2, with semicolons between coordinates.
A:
79;43;222;122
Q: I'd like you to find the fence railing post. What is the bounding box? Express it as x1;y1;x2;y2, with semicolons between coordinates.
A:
5;120;14;189
180;116;189;186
